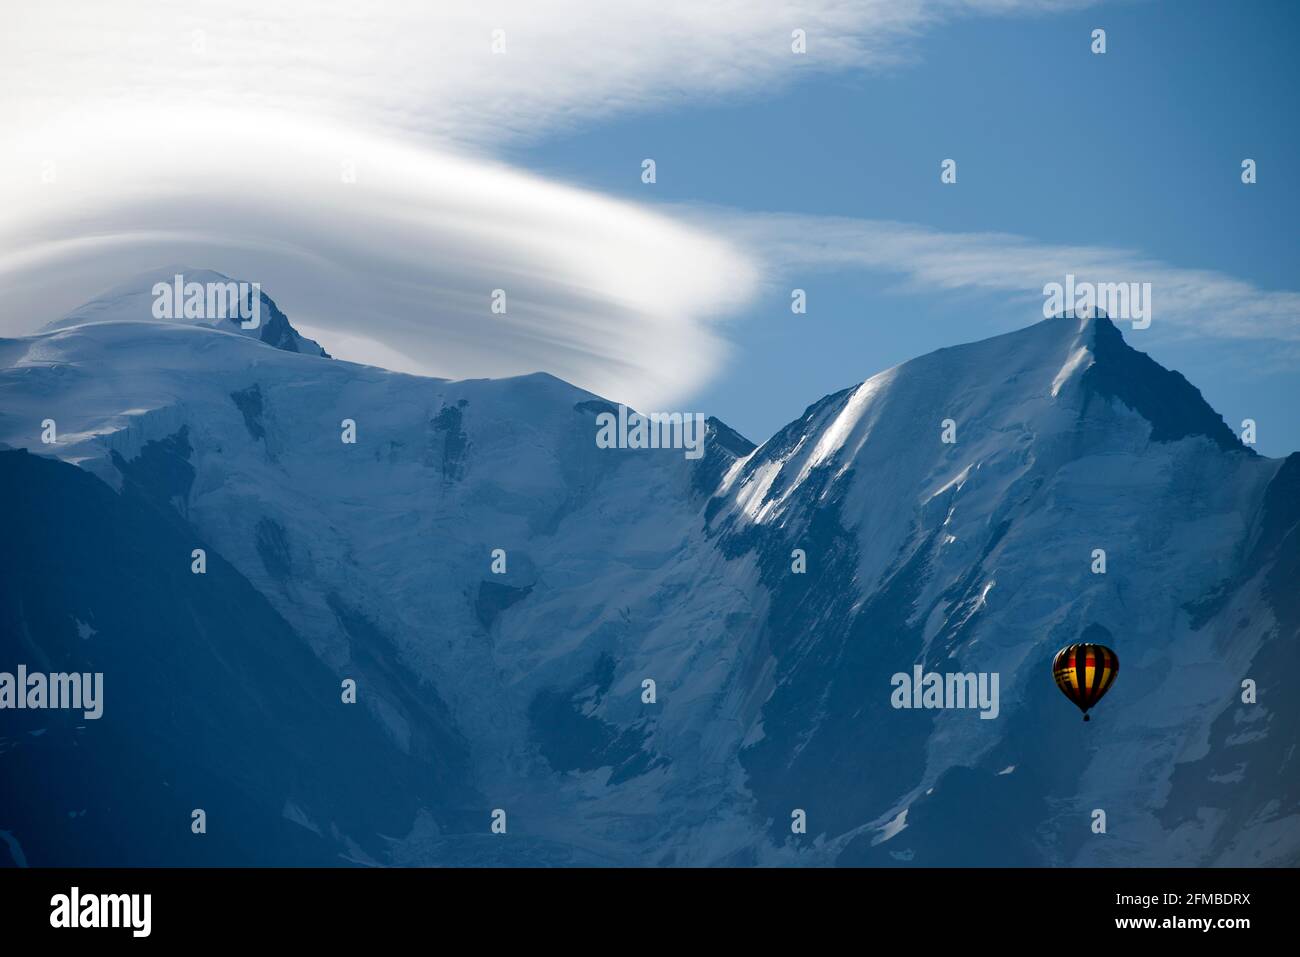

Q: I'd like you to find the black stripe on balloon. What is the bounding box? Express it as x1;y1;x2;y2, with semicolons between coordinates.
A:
1079;646;1088;706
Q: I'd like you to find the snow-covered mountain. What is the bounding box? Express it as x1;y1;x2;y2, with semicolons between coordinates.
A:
41;266;330;358
1;275;1295;866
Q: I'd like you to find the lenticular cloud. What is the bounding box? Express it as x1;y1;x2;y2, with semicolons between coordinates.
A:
0;110;758;409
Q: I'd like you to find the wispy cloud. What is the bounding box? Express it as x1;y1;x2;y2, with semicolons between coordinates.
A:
705;211;1300;342
0;0;1093;148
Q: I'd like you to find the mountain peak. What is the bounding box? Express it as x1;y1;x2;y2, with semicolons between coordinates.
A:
891;311;1249;455
721;311;1252;535
1077;313;1250;454
43;266;330;359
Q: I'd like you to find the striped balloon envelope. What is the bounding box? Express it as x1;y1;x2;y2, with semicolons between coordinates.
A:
1052;643;1119;721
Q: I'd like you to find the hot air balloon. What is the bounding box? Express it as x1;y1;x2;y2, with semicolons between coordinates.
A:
1052;643;1118;721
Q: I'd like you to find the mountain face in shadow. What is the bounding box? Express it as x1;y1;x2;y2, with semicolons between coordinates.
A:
0;449;476;866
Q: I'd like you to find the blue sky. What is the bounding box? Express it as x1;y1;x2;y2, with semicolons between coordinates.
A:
515;0;1300;455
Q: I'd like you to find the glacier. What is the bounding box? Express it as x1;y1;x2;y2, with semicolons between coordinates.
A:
0;272;1295;866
